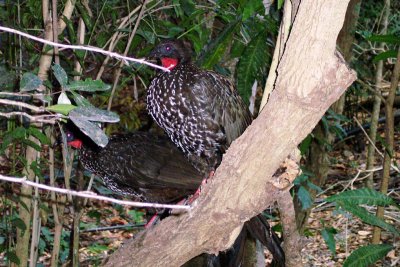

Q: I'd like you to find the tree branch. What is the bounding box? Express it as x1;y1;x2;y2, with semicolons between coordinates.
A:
0;99;45;113
0;112;62;124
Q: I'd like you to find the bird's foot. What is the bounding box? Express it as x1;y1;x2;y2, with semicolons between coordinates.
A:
144;213;160;229
187;171;214;204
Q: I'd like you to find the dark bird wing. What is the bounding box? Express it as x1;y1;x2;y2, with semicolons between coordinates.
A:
192;70;252;151
79;132;203;202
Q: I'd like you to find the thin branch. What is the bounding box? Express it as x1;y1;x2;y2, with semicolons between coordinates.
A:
353;116;399;173
0;26;169;72
0;92;42;98
0;111;63;124
81;223;145;233
0;99;45;113
107;0;149;110
0;174;190;211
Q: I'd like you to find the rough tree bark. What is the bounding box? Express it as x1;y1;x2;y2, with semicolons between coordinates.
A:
103;1;356;266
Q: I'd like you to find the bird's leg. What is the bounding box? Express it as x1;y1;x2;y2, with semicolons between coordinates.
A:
187;170;215;204
145;213;160;229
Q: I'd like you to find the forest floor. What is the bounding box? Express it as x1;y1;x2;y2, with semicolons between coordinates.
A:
299;143;400;267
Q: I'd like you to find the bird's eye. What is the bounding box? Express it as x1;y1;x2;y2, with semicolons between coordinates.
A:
165;45;171;51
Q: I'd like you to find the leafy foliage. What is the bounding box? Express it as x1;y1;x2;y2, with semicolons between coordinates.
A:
293;171;321;210
326;188;399;208
320;225;338;256
343;244;393;267
236;33;270;104
20;73;42;92
336;201;399;236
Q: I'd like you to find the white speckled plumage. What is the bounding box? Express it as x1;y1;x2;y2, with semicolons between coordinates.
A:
147;40;252;175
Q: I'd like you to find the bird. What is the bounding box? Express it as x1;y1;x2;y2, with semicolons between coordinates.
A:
66;130;203;203
147;39;252;176
146;40;284;265
67;130;285;266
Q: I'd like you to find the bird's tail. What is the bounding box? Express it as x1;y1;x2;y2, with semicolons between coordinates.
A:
246;214;285;267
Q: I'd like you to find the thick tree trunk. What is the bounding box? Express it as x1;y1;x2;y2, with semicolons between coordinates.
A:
103;1;356;266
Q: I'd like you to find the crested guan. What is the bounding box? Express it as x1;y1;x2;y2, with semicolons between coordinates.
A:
68;130;285;266
146;40;284;266
147;39;252;175
67;130;203;203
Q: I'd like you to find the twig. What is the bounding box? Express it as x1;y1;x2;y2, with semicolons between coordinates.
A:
353;116;399;173
0;174;191;211
81;223;145;233
0;99;45;113
107;0;149;111
0;92;42;98
0;111;63;124
0;26;169;72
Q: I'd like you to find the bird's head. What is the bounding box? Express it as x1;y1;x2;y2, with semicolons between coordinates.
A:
149;40;192;70
66;130;83;149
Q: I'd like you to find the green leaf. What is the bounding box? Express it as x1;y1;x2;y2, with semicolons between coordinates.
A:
87;210;102;220
367;34;400;44
293;173;307;185
307;181;322;193
12;218;27;232
69;91;95;107
278;0;285;9
198;18;241;69
5;251;20;265
373;50;398;62
326;188;396;207
299;134;312;155
62;16;76;44
46;104;77;115
12;127;27;139
76;1;93;31
28;127;50;145
180;0;196;16
343;244;393;267
30;160;44;178
69;107;119;123
297;186;313;210
69;116;109;147
127;210;145;223
338;201;399;235
22;139;42;151
242;1;255;21
237;33;269;104
321;227;337;256
52;64;68;87
20;72;42;91
87;243;109;253
65;79;111;92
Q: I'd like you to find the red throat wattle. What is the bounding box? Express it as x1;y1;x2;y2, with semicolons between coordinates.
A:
161;58;178;70
68;139;83;149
